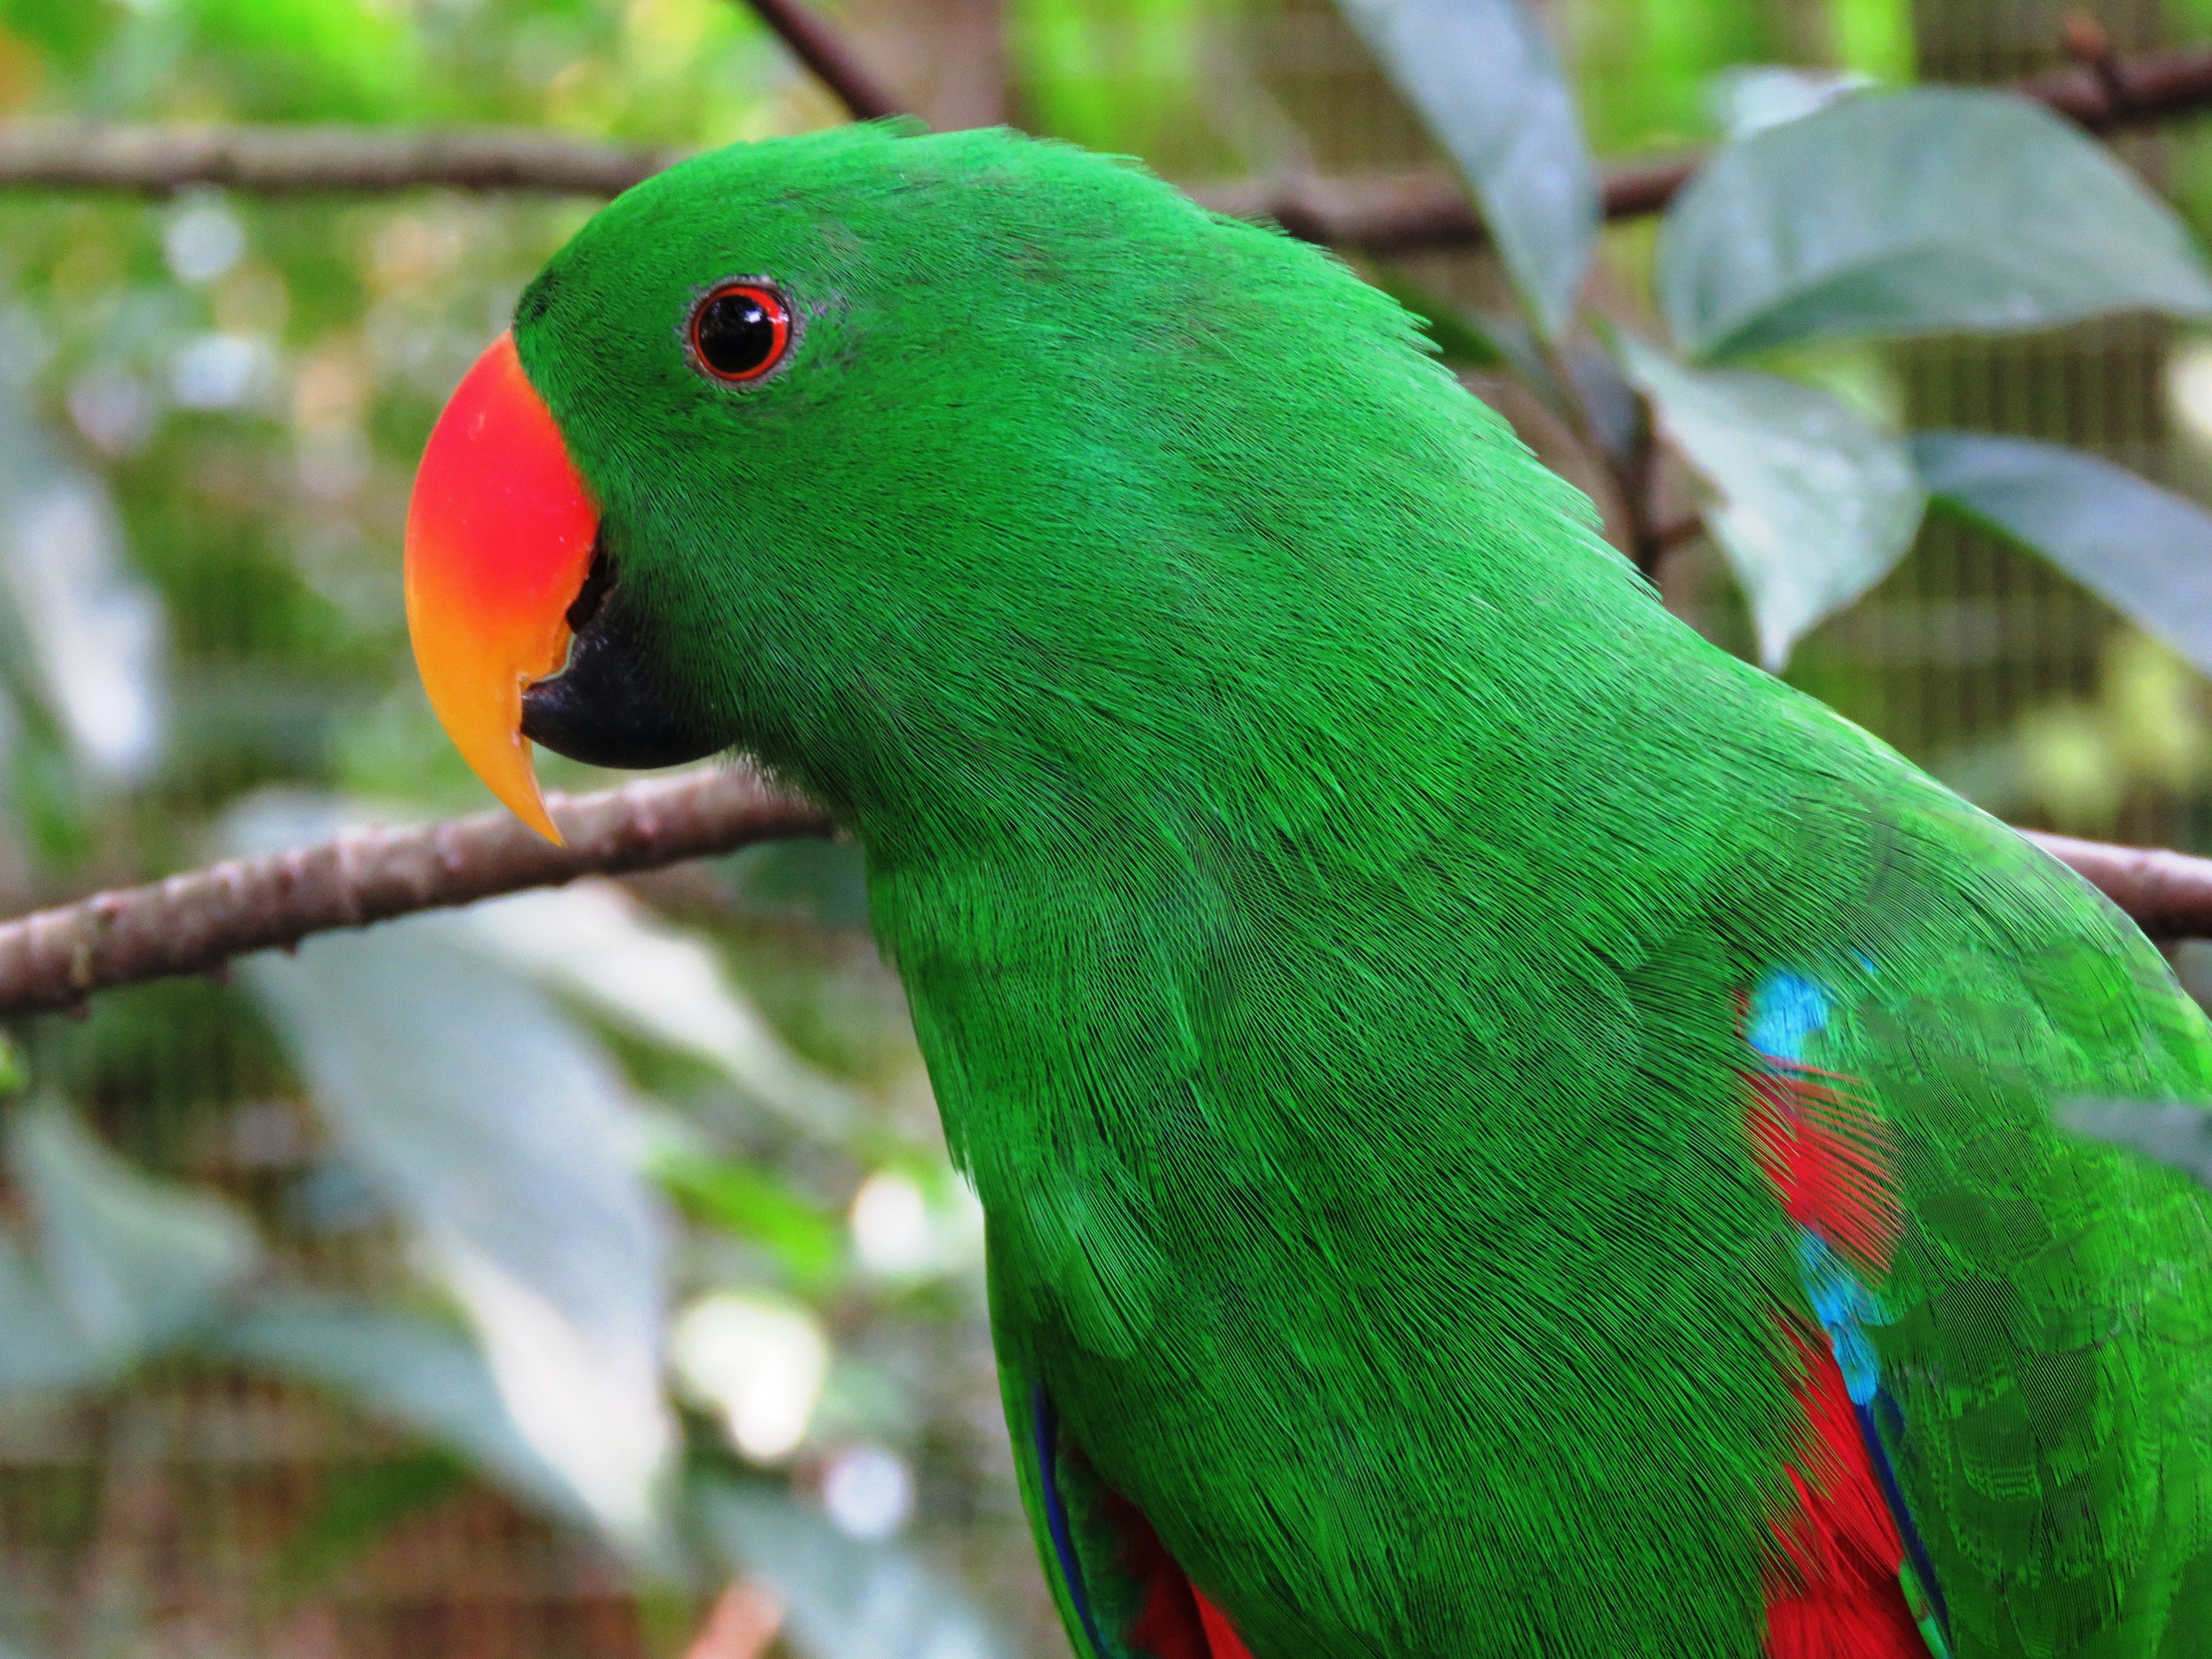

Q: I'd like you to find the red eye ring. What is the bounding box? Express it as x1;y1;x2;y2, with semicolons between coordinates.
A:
689;282;792;384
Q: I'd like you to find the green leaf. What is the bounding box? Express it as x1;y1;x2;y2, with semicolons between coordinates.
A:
12;1104;258;1379
1335;0;1598;339
648;1147;842;1287
1659;87;2212;361
1622;339;1924;669
228;794;673;1555
2059;1099;2212;1188
1911;432;2212;676
459;882;865;1140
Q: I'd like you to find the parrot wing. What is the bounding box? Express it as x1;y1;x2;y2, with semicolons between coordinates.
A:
998;1354;1254;1659
1753;798;2212;1658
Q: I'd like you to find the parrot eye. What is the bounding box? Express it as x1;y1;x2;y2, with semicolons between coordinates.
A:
689;282;792;384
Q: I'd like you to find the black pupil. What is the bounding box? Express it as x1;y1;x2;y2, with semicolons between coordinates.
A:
697;291;778;377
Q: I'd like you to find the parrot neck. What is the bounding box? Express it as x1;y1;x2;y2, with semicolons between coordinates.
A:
851;547;1788;1204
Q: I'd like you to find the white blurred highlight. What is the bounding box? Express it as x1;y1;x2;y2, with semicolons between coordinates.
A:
822;1443;914;1540
671;1293;829;1463
850;1172;932;1275
1;477;163;779
438;1238;672;1544
163;195;245;285
2168;339;2212;451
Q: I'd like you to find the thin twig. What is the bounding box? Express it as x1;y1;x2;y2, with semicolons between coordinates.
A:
733;0;910;123
0;769;831;1020
2063;13;2136;120
2047;40;2212;132
684;1582;783;1659
0;36;2200;244
0;122;675;196
1527;334;1656;569
1646;513;1705;556
0;772;2205;1017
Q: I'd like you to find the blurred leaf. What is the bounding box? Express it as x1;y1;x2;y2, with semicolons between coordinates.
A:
2103;633;2212;793
0;1035;21;1097
1560;343;1643;473
0;1237;95;1393
1703;65;1866;139
208;1294;587;1529
2059;1098;2212;1187
1335;0;1598;339
0;384;165;782
11;1102;257;1379
461;882;865;1139
1912;432;2212;677
0;0;108;73
229;795;673;1554
1659;88;2212;361
648;1143;842;1287
1570;0;1788;156
0;1097;258;1395
696;1482;1012;1659
1010;0;1238;178
1622;338;1924;668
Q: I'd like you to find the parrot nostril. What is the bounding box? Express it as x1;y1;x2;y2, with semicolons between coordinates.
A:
565;539;615;633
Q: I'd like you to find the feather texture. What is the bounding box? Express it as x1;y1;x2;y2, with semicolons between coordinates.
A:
510;125;2212;1654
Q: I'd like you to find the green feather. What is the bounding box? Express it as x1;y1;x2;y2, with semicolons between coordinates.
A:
510;124;2212;1656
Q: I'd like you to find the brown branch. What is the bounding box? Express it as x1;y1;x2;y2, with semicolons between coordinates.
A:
1185;157;1701;253
2021;832;2212;940
0;35;2200;241
0;770;2205;1019
0;122;676;196
733;0;910;123
0;769;831;1021
2062;13;2135;121
1196;41;2212;252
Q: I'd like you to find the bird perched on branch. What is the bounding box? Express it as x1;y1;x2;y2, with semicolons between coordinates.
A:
402;124;2212;1658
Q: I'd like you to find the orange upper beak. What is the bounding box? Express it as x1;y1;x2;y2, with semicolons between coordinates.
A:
404;332;599;844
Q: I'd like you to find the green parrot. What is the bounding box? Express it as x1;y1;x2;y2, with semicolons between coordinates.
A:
400;124;2212;1657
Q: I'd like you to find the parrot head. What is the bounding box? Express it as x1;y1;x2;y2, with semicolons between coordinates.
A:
406;124;1577;848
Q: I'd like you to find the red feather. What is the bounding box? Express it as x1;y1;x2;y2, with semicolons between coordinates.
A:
1762;1329;1926;1658
1109;1495;1255;1659
1744;1063;1905;1274
1192;1587;1255;1659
